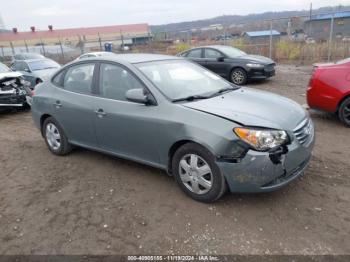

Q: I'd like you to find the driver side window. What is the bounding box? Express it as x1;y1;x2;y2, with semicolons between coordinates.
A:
204;49;223;59
99;63;144;101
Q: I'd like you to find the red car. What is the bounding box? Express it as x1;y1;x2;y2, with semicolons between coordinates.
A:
307;58;350;127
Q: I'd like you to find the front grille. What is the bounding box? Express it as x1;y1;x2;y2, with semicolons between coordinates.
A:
293;118;314;146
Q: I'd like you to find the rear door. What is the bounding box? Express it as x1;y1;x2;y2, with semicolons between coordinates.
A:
51;62;98;147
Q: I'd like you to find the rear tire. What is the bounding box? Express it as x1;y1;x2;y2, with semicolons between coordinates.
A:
42;117;72;155
230;68;247;85
338;97;350;127
172;143;227;203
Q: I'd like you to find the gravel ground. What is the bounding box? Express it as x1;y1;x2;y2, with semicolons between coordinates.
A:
0;65;349;255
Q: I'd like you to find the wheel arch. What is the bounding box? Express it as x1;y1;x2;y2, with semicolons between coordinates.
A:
167;139;216;175
40;114;52;136
229;66;248;82
337;93;350;112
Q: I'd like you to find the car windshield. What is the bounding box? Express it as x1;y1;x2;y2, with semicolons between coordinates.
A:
0;63;10;73
28;60;60;71
215;46;246;57
136;60;237;101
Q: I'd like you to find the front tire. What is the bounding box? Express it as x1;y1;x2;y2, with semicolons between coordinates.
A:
172;143;227;203
43;117;72;155
230;68;247;85
338;97;350;127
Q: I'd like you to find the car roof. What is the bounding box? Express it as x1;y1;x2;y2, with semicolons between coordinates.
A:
81;51;113;56
84;53;182;64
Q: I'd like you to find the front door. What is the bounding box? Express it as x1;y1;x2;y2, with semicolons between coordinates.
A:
92;62;161;164
203;48;228;77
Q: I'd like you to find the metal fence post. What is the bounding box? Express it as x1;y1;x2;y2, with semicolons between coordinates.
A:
269;20;273;59
24;40;29;52
10;41;15;55
120;30;125;52
0;46;4;59
327;13;334;62
59;38;64;60
223;26;227;45
98;33;103;51
40;38;46;56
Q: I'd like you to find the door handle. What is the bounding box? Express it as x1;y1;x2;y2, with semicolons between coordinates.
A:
54;100;62;108
95;109;107;117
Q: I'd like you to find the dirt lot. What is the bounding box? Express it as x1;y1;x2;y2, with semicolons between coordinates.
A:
0;65;349;255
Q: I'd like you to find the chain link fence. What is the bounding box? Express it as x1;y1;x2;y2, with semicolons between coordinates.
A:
151;10;350;64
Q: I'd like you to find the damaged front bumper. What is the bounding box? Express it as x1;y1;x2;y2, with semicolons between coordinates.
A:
217;123;315;193
0;72;31;108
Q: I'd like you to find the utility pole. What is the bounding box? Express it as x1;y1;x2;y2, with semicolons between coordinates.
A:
309;2;312;20
269;20;273;59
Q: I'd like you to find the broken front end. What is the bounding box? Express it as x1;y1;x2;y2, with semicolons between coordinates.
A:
0;72;31;108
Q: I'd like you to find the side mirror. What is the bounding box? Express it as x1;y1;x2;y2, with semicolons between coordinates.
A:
126;89;149;104
217;56;225;62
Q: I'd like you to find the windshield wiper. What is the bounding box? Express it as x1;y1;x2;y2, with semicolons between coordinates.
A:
208;86;238;97
172;95;210;102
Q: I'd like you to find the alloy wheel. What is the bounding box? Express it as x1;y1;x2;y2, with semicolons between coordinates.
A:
343;103;350;123
178;154;213;195
45;123;61;151
231;70;245;85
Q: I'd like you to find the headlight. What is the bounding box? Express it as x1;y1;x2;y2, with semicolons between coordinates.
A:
234;127;288;151
246;63;264;68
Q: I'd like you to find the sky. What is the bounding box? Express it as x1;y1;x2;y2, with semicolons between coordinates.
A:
1;0;350;30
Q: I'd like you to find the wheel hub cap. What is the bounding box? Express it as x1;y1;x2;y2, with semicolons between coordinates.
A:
232;71;244;84
46;123;61;150
178;154;213;195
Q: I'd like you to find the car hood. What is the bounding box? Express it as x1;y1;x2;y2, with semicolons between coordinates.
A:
0;71;22;80
183;87;306;130
235;54;275;65
32;68;59;80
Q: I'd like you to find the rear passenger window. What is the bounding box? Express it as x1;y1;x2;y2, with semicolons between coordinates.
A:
63;63;95;94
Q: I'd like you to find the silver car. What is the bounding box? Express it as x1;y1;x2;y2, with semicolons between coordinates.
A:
11;58;60;87
31;54;314;202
